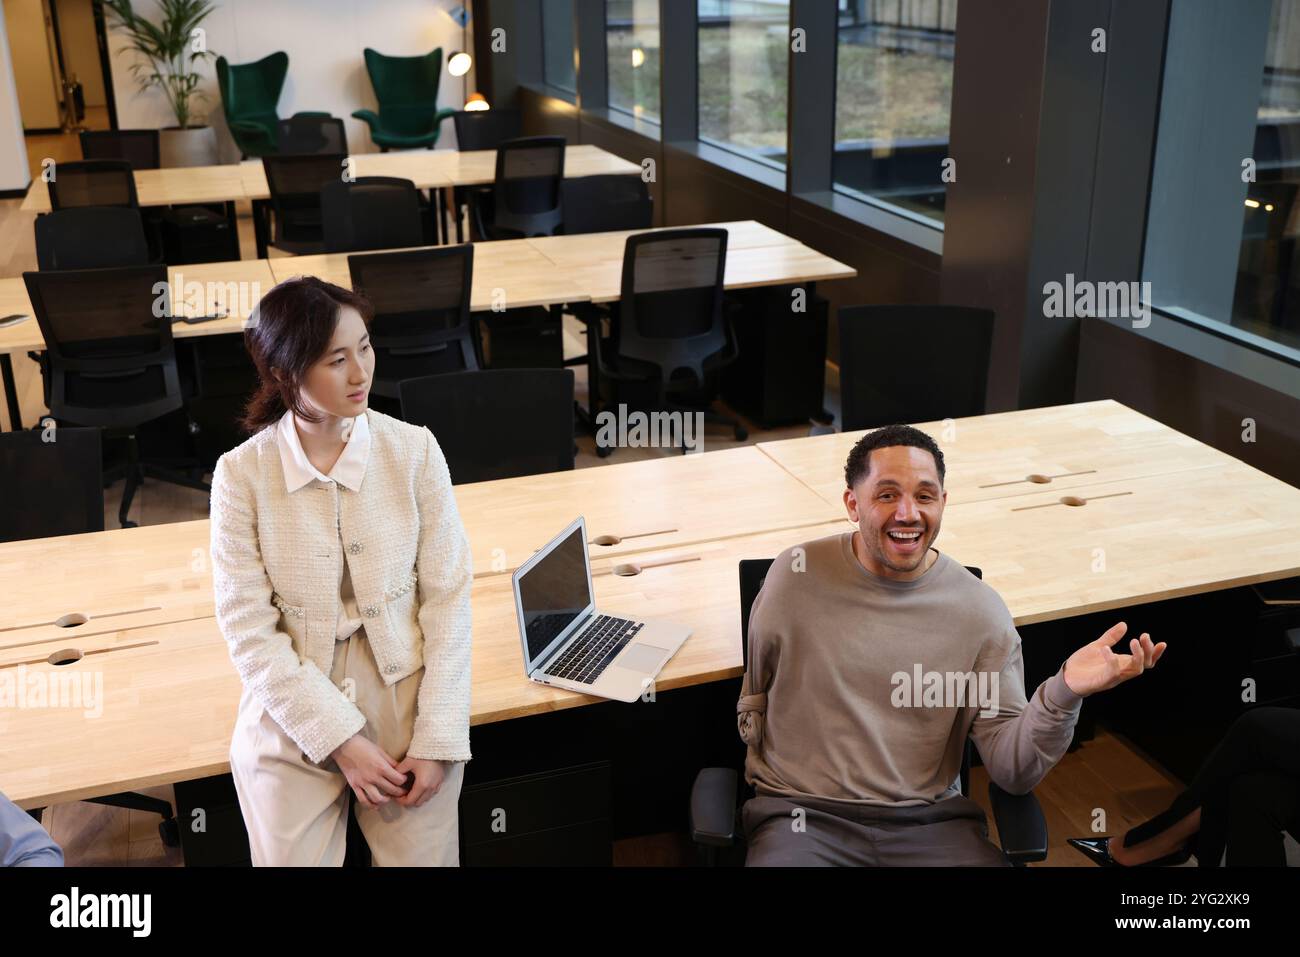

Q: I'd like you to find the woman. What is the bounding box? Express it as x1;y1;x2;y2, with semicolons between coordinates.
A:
209;277;472;866
1069;707;1300;867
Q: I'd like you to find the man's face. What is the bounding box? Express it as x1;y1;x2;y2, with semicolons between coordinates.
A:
843;445;947;580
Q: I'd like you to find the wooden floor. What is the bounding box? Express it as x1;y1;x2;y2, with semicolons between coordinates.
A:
6;130;1187;866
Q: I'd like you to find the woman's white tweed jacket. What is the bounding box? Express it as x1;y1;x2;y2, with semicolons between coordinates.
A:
209;408;472;765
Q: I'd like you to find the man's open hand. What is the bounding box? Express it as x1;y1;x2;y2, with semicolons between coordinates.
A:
1062;621;1167;697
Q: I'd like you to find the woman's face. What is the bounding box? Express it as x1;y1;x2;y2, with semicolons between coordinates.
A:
298;305;374;420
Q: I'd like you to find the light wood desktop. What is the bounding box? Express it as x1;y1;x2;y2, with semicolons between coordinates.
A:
20;146;641;214
758;400;1241;508
5;405;1300;809
267;239;591;313
21;164;248;214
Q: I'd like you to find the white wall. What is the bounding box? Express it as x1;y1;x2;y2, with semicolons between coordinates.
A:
5;0;61;129
106;0;479;162
0;0;32;191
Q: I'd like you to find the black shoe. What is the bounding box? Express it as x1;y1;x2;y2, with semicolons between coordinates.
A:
1067;836;1192;867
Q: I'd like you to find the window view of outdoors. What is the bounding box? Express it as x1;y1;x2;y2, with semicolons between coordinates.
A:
1147;0;1300;358
697;0;789;168
606;0;661;121
833;0;957;223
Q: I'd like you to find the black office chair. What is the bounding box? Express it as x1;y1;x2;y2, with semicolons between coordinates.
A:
277;113;349;155
321;176;425;252
452;109;522;151
592;228;745;455
78;128;235;264
47;159;138;210
689;559;1049;867
261;152;348;254
837;304;995;432
398;369;575;483
560;174;652;234
22;265;210;529
0;426;104;542
34;207;151;271
347;246;478;410
472;136;566;240
79;129;160;169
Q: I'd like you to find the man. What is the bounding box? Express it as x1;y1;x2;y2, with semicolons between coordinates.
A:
737;424;1166;866
0;792;63;866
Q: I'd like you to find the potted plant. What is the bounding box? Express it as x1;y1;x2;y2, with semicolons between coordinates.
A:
103;0;220;167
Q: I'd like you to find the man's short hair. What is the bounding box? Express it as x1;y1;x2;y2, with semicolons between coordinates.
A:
844;424;946;490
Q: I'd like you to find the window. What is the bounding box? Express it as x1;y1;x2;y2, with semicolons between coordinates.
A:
832;0;957;224
697;0;789;169
1144;0;1300;361
543;0;577;94
606;0;661;122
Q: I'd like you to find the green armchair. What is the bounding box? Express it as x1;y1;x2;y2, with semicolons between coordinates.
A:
216;51;289;158
352;47;456;151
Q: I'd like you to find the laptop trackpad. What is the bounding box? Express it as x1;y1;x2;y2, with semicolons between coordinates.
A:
615;643;669;673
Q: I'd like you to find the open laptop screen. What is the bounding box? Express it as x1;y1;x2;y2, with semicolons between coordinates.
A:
518;523;592;666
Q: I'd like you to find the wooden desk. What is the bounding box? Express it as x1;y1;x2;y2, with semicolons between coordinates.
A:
937;460;1300;625
0;260;274;357
525;220;798;268
542;239;857;303
5;410;1300;809
267;240;590;313
0;520;215;647
453;446;841;575
21;164;247;214
238;144;641;199
757;400;1239;508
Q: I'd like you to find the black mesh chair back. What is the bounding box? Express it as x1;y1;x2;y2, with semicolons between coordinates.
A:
23;265;184;428
261;152;348;249
35;207;151;271
615;228;729;388
0;427;104;542
321;177;424;252
79;129;161;170
837;304;994;432
47;159;138;210
493;136;566;237
347;246;477;397
561;174;652;234
277;114;349;155
398;369;575;484
452;109;522;151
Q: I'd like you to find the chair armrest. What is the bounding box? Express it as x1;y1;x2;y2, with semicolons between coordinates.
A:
351;108;382;129
690;767;739;848
434;107;458;126
988;780;1049;865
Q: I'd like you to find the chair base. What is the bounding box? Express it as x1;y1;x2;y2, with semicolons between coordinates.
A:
107;432;210;528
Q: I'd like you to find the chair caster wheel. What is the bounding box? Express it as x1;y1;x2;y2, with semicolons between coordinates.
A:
596;445;613;458
159;817;180;847
734;426;748;441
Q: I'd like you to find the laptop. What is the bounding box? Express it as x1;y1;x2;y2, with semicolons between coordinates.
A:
512;517;691;701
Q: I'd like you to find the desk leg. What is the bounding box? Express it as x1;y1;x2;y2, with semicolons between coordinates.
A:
224;201;240;259
252;199;269;260
1;353;22;431
455;189;465;245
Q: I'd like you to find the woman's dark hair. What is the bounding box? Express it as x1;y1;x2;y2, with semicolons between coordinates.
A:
241;276;373;433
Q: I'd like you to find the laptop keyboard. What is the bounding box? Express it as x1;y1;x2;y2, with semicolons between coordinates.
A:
546;615;645;684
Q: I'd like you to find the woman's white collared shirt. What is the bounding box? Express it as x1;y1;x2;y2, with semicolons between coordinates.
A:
275;411;369;641
209;408;472;765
